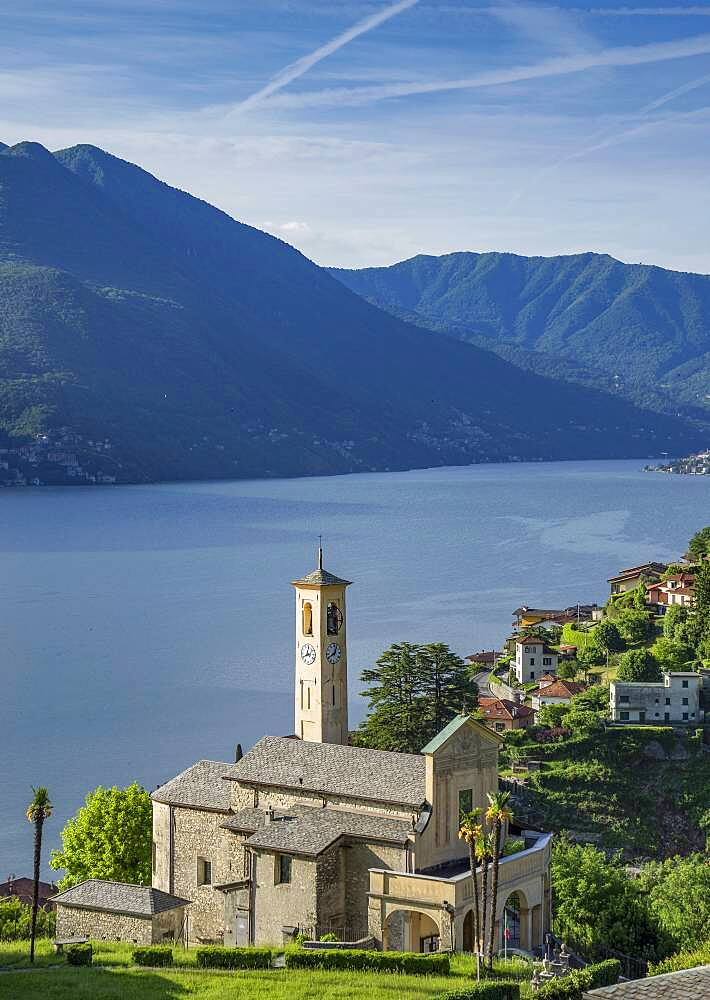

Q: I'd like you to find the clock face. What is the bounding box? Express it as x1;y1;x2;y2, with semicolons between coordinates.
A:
300;643;316;665
326;642;341;665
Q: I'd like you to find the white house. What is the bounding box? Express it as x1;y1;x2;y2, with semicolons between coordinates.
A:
610;672;703;724
531;679;586;714
514;637;559;684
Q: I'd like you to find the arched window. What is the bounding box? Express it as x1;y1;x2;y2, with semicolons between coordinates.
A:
302;601;313;636
327;602;343;636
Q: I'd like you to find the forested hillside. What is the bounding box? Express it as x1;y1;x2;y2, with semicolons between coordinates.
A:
330;252;710;422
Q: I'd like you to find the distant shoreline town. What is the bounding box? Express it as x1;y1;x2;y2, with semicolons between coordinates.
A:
0;430;119;487
645;450;710;475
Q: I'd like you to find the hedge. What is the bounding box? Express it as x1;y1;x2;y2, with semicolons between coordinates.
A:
285;948;450;975
66;942;92;966
649;945;710;976
536;960;620;999
132;945;174;967
438;981;520;999
196;946;273;969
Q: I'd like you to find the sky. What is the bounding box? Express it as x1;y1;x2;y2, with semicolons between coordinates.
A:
3;1;710;271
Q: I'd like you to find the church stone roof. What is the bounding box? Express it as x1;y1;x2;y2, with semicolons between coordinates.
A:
292;567;352;587
151;759;232;813
224;804;412;857
583;965;710;998
51;880;189;917
224;736;426;808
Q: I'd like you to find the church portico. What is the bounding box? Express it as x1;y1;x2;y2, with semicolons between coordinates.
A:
369;831;552;954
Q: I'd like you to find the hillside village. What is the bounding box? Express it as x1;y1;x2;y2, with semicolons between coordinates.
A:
470;547;709;736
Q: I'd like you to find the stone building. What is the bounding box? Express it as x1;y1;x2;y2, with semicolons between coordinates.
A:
56;550;552;954
52;881;189;944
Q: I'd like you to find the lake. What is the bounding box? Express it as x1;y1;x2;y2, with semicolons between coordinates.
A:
2;458;708;878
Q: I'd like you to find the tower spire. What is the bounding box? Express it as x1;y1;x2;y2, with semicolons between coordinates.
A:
318;535;323;570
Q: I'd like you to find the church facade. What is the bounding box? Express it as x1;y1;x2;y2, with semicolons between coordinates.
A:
150;550;552;952
55;550;552;953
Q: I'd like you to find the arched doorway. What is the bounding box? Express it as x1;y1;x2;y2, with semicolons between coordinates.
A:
383;909;441;953
501;892;521;950
463;908;474;952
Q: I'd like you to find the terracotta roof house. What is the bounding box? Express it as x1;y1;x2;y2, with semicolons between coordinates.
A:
478;697;534;732
532;680;586;713
466;650;502;666
608;562;666;597
647;573;696;610
513;605;598;628
583;965;710;998
0;876;58;909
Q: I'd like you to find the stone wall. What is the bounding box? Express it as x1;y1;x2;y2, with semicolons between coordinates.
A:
344;841;406;930
169;806;243;944
55;904;152;945
315;845;345;927
228;779;416;822
252;851;318;945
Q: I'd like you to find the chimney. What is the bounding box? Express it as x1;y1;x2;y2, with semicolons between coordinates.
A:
234;743;243;763
264;806;274;825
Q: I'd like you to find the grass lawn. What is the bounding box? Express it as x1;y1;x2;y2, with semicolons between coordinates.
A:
0;941;533;999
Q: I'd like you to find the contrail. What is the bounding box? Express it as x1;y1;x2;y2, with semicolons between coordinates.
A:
258;31;710;110
506;69;710;210
232;0;419;115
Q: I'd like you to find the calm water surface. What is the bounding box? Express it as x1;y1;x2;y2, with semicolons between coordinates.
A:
2;459;709;876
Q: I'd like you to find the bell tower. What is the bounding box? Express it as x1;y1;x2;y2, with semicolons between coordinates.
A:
292;546;351;745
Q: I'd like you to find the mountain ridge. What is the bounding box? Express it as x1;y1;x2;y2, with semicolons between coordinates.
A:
328;251;710;420
0;140;704;484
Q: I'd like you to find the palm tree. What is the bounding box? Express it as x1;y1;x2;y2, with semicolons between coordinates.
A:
476;831;493;970
26;787;52;963
457;808;482;960
485;790;513;971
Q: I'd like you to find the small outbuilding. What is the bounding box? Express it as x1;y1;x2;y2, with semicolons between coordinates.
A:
51;879;189;945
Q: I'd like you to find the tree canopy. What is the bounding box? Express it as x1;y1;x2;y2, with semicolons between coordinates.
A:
354;642;478;753
687;526;710;562
615;609;654;645
50;783;152;890
551;838;665;960
638;855;710;952
616;648;662;683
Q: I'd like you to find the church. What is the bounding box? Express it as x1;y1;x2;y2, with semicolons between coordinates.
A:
53;550;551;954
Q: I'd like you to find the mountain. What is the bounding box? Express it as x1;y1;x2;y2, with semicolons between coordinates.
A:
329;252;710;421
0;142;704;484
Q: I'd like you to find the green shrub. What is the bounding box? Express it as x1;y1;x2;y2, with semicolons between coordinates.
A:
284;947;450;974
66;942;92;966
536;959;620;998
196;945;272;969
319;932;339;942
0;897;56;941
438;981;520;999
132;945;173;966
649;944;710;975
